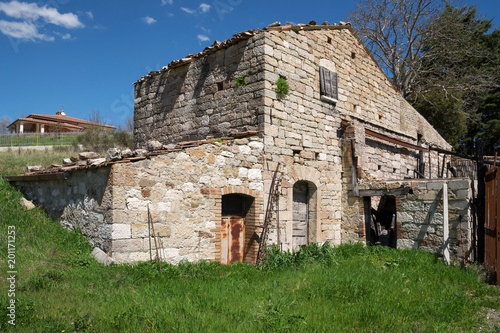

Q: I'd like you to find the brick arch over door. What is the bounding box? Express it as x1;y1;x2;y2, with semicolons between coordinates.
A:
215;186;264;264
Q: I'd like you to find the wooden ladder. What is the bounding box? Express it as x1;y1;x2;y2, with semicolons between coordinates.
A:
256;162;281;265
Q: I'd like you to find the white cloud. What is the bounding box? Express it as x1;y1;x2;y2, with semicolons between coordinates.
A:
86;11;93;20
197;34;209;42
180;7;195;14
0;19;53;40
161;0;173;5
143;16;157;25
199;3;211;13
0;1;84;28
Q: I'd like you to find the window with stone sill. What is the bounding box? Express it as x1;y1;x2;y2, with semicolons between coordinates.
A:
319;66;338;104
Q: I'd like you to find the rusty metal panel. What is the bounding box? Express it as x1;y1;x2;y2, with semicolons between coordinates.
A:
221;217;229;265
229;217;245;263
484;167;499;284
220;216;245;265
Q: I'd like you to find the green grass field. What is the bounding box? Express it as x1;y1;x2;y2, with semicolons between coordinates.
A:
0;147;81;176
0;179;499;332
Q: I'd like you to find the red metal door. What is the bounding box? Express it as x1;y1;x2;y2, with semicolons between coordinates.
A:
485;167;499;284
221;216;245;264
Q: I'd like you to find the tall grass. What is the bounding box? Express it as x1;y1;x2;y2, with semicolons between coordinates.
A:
0;146;82;176
0;178;498;332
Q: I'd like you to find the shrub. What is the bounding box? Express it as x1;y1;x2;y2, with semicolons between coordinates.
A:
77;127;133;153
276;76;290;99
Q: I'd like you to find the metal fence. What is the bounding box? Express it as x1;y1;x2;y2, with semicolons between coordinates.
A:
0;132;80;147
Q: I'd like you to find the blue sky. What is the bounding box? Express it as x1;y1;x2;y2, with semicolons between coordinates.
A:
0;0;499;128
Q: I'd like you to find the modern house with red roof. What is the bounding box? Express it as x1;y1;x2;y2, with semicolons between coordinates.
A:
7;111;116;133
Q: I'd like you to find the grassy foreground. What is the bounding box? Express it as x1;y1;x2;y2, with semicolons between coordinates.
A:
0;178;499;332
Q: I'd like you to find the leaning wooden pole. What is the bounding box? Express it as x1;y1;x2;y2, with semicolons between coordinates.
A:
256;162;280;265
443;183;450;265
148;205;163;275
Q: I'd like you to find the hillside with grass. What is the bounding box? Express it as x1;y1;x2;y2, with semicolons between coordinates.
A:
0;176;499;332
0;148;499;332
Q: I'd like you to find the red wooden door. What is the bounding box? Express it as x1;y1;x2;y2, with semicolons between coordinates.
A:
485;167;499;284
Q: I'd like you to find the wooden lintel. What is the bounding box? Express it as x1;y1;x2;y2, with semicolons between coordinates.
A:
6;171;70;182
365;128;427;152
349;187;411;197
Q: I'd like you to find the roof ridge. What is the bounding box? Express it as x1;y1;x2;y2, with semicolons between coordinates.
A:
133;21;352;85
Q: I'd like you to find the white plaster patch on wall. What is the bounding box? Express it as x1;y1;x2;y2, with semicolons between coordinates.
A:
112;224;131;240
221;151;234;158
182;182;194;192
126;197;151;210
215;155;226;166
228;178;242;186
249;182;263;191
126;188;141;198
248;141;264;150
238;145;251;155
248;169;262;180
175;152;190;161
199;175;211;184
157;202;172;212
238;167;248;178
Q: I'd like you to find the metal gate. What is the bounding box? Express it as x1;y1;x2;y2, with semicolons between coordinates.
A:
485;167;499;285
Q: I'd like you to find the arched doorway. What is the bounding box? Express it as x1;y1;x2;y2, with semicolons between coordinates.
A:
221;194;255;264
292;181;317;250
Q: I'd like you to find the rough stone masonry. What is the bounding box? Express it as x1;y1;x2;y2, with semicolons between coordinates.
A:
8;21;472;264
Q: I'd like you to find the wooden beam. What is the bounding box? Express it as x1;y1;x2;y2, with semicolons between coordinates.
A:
349;186;411;197
5;172;70;182
365;128;427;152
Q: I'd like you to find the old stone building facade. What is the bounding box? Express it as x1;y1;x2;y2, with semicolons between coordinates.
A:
8;22;473;264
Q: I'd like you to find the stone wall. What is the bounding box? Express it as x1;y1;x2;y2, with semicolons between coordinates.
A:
256;27;449;247
397;179;472;261
133;34;266;149
340;178;473;261
10;167;113;251
96;136;267;263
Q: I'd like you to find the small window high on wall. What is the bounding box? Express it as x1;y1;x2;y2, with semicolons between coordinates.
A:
319;66;338;104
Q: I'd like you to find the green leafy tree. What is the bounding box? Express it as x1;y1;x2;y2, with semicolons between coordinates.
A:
410;4;499;153
349;1;499;153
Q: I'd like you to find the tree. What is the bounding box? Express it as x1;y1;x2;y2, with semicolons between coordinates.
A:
0;116;11;134
347;0;446;97
88;109;107;125
348;1;500;153
116;114;134;133
410;4;499;153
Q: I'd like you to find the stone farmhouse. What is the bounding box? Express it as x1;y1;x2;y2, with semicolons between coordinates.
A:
8;22;474;265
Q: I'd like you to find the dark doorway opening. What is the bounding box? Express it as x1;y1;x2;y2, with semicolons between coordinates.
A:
365;195;397;248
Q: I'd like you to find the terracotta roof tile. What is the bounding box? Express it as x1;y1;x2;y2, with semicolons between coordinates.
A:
8;117;84;130
28;114;115;129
